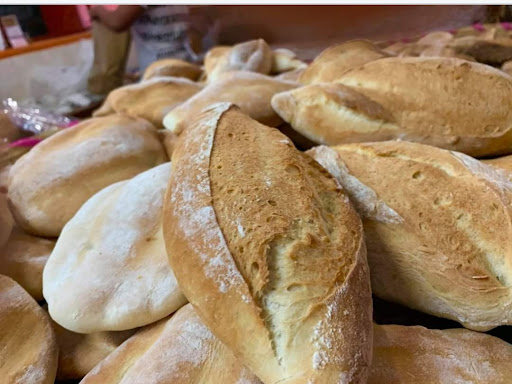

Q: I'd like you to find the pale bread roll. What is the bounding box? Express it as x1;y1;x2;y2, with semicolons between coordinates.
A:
286;57;512;157
162;71;297;137
0;191;12;249
81;304;261;384
0;227;55;301
272;83;398;146
308;141;512;331
44;162;186;333
52;319;135;380
207;39;273;82
299;40;389;84
7;115;167;237
164;103;372;383
142;58;203;81
271;48;307;74
93;77;203;129
0;275;58;384
203;45;231;77
370;324;512;383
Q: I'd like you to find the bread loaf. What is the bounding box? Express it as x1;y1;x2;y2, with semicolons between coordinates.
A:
275;68;305;82
164;103;372;383
52;319;135;380
0;275;58;384
271;48;307;74
7;115;167;237
299;40;389;84
272;83;398;146
483;154;512;173
284;57;512;157
81;304;262;384
206;39;273;82
308;141;512;331
142;58;203;81
162;71;297;137
0;227;55;301
93;77;203;129
204;45;231;77
370;324;512;383
44;163;186;333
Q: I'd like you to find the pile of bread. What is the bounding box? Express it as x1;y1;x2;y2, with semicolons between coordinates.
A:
2;28;512;383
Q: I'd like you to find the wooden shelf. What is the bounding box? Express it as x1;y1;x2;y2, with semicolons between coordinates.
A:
0;30;91;60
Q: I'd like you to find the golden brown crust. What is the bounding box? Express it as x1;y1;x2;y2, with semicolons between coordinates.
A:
0;275;58;384
299;40;389;85
93;77;203;129
272;83;398;145
164;103;372;383
7;115;167;237
81;304;261;384
142;59;203;81
162;71;297;137
309;141;512;331
331;57;512;157
0;227;54;301
370;324;512;383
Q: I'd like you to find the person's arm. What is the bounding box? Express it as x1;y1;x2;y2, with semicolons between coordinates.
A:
89;5;144;32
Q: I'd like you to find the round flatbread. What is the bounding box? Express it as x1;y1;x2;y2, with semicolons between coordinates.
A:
43;163;186;333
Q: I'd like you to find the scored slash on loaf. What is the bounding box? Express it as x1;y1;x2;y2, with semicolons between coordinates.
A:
163;102;372;383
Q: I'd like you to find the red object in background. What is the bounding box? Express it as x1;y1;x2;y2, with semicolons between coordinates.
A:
39;5;91;37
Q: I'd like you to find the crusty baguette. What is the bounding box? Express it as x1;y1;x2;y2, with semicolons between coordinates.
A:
44;163;186;333
162;71;297;137
370;324;512;383
163;103;372;383
81;304;261;384
308;141;512;331
93;77;203;129
142;58;203;81
0;275;58;384
299;40;389;84
279;57;512;157
206;39;273;82
0;226;55;301
272;83;398;146
7;115;167;237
